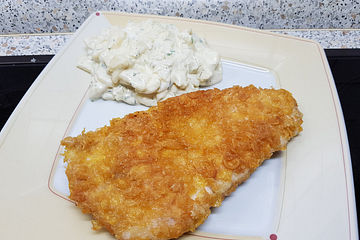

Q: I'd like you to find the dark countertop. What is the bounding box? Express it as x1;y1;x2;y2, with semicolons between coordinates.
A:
0;50;359;233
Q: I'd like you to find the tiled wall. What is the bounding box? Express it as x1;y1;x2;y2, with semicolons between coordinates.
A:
1;0;359;34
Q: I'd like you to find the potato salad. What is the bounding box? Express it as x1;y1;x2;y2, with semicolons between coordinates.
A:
78;20;223;106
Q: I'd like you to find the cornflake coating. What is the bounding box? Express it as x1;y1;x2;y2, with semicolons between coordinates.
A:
61;85;303;240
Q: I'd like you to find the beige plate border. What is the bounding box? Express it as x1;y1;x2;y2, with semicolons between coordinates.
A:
0;11;357;240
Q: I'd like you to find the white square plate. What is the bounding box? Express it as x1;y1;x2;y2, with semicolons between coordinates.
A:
0;12;357;240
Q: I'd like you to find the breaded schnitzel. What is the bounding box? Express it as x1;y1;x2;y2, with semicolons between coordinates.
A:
61;85;303;240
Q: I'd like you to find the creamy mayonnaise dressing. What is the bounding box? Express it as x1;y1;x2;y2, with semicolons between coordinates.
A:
78;20;223;106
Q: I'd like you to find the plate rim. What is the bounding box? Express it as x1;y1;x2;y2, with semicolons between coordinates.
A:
0;11;357;240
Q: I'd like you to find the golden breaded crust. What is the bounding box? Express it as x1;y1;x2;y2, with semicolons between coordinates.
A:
61;85;303;240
